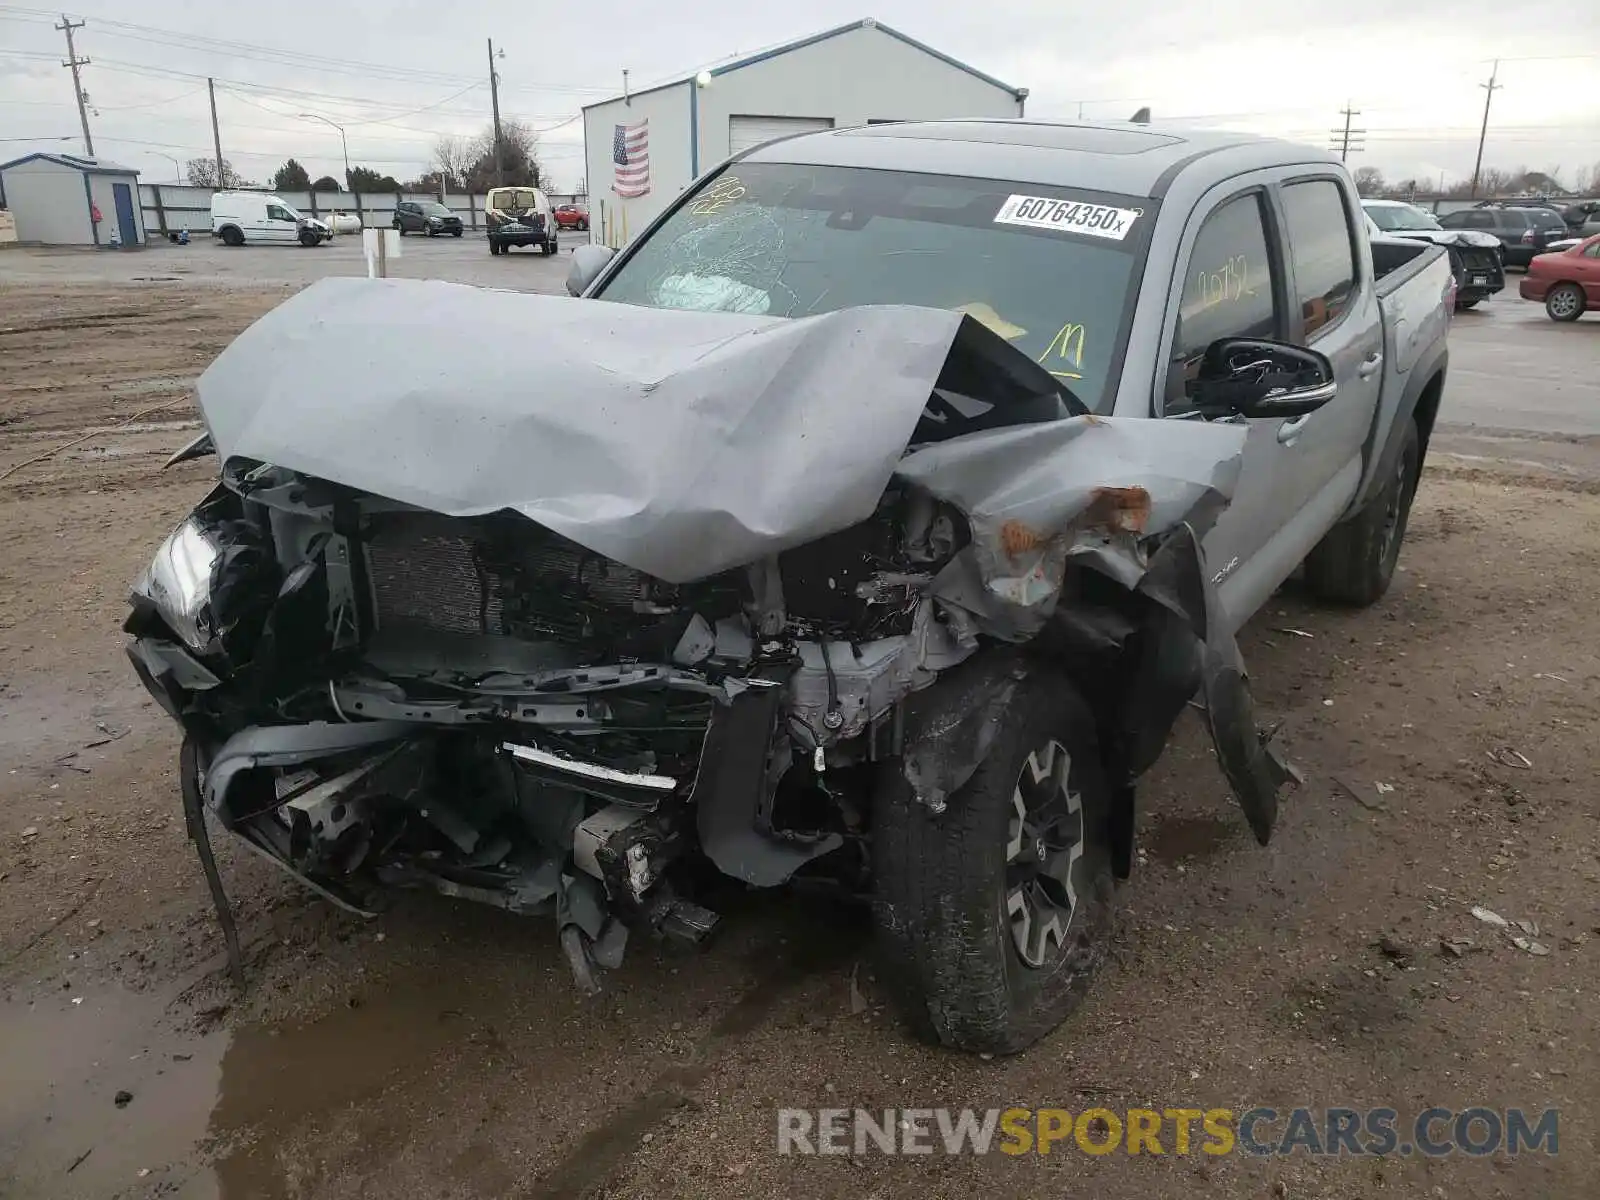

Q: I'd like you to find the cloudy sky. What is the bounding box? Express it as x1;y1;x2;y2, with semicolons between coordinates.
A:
2;1;1596;193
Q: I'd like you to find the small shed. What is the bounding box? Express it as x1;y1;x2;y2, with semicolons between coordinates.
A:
0;152;145;247
582;18;1028;245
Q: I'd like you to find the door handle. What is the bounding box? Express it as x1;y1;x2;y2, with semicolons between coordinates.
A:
1357;352;1383;379
1276;413;1313;445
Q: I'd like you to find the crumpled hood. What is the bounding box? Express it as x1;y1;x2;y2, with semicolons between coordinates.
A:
195;277;1246;585
1385;228;1503;251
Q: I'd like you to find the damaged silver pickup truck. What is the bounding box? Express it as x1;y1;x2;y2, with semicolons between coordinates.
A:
130;122;1453;1054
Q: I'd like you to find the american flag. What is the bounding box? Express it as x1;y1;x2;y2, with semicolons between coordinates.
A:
612;118;650;198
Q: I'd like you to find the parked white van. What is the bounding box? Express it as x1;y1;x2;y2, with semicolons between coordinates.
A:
211;192;332;247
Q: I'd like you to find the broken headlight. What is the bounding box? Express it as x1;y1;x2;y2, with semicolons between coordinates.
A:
133;517;221;653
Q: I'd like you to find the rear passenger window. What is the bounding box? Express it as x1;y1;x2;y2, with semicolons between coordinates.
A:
1498;211;1528;230
1281;180;1356;338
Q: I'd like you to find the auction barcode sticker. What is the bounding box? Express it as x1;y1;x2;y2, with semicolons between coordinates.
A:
993;195;1142;241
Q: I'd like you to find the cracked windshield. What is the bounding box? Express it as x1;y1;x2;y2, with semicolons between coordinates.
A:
596;162;1152;411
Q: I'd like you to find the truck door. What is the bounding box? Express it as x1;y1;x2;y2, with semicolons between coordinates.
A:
1271;176;1382;542
1155;182;1294;631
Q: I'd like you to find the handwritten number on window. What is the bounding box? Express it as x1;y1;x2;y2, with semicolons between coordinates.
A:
1195;254;1254;310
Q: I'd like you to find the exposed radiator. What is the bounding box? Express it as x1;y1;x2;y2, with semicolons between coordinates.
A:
364;514;650;646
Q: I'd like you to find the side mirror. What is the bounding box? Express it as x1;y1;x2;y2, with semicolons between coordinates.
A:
1187;338;1337;419
566;244;616;297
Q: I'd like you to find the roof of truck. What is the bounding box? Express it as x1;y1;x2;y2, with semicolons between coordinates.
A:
739;120;1340;199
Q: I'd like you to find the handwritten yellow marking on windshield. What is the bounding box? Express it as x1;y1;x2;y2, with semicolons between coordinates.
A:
689;176;747;216
1039;321;1087;380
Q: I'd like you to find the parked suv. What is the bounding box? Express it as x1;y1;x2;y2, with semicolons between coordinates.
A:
1439;205;1569;266
1562;200;1600;239
393;200;463;237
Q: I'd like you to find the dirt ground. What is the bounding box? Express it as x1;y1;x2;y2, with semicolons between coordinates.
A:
1;278;1597;1200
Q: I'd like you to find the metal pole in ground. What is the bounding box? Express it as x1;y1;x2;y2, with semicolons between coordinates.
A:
56;15;94;156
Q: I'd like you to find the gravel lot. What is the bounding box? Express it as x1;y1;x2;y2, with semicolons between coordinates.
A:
0;232;576;291
1;250;1596;1200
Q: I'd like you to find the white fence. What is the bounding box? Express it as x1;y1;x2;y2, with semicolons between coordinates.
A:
139;184;586;237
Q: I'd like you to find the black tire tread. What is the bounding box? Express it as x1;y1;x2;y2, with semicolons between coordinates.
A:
873;672;1113;1055
1303;419;1420;606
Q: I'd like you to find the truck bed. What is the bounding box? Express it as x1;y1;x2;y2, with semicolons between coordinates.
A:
1371;236;1445;297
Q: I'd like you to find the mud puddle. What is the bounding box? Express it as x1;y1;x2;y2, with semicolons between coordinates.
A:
0;967;511;1199
0;983;227;1198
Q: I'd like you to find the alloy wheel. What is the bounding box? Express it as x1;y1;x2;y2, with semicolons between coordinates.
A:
1548;287;1581;319
1004;739;1085;968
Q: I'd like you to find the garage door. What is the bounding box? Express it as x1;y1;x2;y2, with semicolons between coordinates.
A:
727;115;834;157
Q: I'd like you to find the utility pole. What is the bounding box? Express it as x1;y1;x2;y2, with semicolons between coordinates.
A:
1329;103;1364;162
207;77;225;189
1470;60;1502;199
56;15;93;156
487;38;505;188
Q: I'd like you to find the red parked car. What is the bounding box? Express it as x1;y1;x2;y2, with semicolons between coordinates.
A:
1519;235;1600;321
553;204;589;231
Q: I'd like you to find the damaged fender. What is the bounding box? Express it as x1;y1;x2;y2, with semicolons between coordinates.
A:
694;679;844;886
894;419;1297;841
898;653;1024;815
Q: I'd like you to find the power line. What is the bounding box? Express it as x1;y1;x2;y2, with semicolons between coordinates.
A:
91;133;435;166
0;6;613;94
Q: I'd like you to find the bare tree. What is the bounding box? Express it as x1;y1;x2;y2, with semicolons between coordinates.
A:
1574;161;1600;195
1352;166;1385;197
433;134;475;192
1480;166;1515;195
467;119;544;190
186;157;245;188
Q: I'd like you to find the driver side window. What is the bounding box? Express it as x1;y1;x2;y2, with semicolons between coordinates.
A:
1168;193;1280;404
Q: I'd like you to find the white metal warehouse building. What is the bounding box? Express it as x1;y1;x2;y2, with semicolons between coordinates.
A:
0;152;145;247
581;18;1028;245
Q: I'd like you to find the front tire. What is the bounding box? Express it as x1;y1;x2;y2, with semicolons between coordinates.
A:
1546;283;1584;322
1303;418;1420;606
873;672;1113;1055
451;229;462;238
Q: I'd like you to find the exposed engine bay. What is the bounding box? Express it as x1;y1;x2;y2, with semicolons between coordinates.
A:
127;278;1298;992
